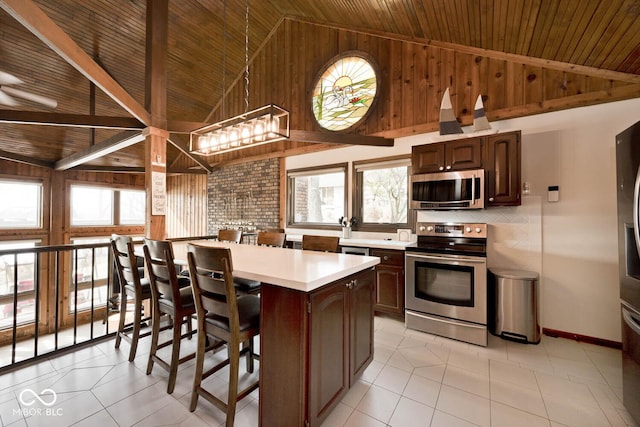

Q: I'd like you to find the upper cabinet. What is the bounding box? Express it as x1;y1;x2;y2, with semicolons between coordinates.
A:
412;138;482;174
484;131;521;206
411;130;522;207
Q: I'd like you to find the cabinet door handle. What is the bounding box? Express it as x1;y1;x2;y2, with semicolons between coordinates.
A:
446;165;451;170
383;256;389;261
489;197;494;202
438;166;444;171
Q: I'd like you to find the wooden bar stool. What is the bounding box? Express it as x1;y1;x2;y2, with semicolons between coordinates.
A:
256;231;286;248
218;229;261;295
111;235;153;362
302;235;340;253
186;244;260;427
143;239;197;394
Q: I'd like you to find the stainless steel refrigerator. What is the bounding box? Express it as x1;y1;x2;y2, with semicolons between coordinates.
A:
616;120;640;424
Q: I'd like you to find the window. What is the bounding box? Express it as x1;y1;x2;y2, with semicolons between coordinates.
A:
0;240;41;329
70;185;145;226
353;158;411;231
0;180;42;228
69;237;111;313
288;165;347;227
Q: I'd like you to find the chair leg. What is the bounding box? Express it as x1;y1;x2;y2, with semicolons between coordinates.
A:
226;340;241;427
189;330;207;412
115;289;127;349
241;340;253;374
187;315;193;339
167;315;183;394
128;295;143;362
146;301;161;375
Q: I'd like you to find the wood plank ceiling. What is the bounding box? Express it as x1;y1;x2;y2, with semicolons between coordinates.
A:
0;0;639;171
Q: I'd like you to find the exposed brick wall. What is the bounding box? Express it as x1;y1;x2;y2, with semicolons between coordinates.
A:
207;158;280;233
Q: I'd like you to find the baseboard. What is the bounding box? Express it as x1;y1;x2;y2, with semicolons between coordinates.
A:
542;328;622;350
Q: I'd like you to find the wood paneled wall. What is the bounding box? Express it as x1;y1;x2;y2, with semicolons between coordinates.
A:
192;18;639;166
166;173;208;238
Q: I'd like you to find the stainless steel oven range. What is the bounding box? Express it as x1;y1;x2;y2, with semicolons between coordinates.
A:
405;222;488;346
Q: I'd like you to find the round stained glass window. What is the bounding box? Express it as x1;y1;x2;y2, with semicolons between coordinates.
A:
311;53;379;131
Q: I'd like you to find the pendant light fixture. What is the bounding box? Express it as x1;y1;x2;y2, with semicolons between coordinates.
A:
190;0;289;156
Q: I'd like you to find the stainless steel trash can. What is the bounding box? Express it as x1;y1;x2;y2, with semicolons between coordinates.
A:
488;268;540;344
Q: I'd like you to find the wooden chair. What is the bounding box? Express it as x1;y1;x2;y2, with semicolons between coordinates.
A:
111;235;153;362
217;229;242;244
302;235;340;253
256;231;286;248
143;239;197;394
187;244;260;426
219;229;261;294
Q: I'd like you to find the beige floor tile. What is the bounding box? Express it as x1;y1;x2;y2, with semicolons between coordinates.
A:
372;364;410;394
490;401;551;427
436;384;490;427
355;383;401;424
490;378;548;418
388;396;434;427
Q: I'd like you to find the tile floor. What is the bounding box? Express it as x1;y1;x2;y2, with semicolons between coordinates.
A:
0;315;637;427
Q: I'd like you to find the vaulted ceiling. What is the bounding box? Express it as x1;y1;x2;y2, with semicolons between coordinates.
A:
1;0;639;172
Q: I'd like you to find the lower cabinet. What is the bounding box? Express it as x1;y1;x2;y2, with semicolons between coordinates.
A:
371;249;405;317
259;268;375;427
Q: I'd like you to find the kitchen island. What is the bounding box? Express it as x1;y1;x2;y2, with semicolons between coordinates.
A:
170;240;380;427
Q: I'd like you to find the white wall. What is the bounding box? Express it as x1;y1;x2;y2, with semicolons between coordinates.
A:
286;98;640;342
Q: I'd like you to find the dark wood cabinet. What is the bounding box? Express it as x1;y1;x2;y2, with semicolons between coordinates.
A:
260;268;375;427
371;248;405;317
484;131;521;206
412;138;482;173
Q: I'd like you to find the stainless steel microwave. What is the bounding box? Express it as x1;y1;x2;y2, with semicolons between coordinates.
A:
411;169;485;210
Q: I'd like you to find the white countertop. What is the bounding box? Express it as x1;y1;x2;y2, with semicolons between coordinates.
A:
286;234;415;250
169;240;380;292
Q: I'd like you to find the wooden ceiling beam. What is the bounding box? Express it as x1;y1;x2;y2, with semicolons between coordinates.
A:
289;130;394;147
0;110;144;130
54;130;145;170
0;0;151;125
167;137;214;173
0;149;53;168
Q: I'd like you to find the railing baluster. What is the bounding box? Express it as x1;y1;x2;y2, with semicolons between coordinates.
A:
34;252;40;358
73;249;78;345
90;247;95;339
54;251;60;351
11;253;18;365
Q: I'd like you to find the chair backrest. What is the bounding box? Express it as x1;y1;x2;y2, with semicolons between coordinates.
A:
256;231;286;248
301;235;340;253
143;239;181;305
217;229;242;243
187;244;240;335
110;234;142;290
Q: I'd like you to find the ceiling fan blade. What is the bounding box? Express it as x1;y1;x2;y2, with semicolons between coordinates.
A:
0;86;57;109
0;71;23;85
0;89;19;107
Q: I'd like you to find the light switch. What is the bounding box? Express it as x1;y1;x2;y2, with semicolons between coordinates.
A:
548;185;559;202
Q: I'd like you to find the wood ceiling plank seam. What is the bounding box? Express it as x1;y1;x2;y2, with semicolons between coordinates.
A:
467;0;482;47
504;0;524;53
479;0;492;51
420;0;442;41
410;0;429;39
568;1;619;66
551;0;593;63
455;0;471;48
427;0;448;44
440;0;458;46
492;0;508;53
579;2;629;68
591;1;640;69
604;19;640;71
516;0;541;57
619;47;640;73
527;0;560;59
539;1;573;60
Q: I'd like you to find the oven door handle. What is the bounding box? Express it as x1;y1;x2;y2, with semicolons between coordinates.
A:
407;253;486;264
623;306;640;336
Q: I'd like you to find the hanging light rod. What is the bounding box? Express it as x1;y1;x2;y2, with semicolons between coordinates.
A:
189;104;289;156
